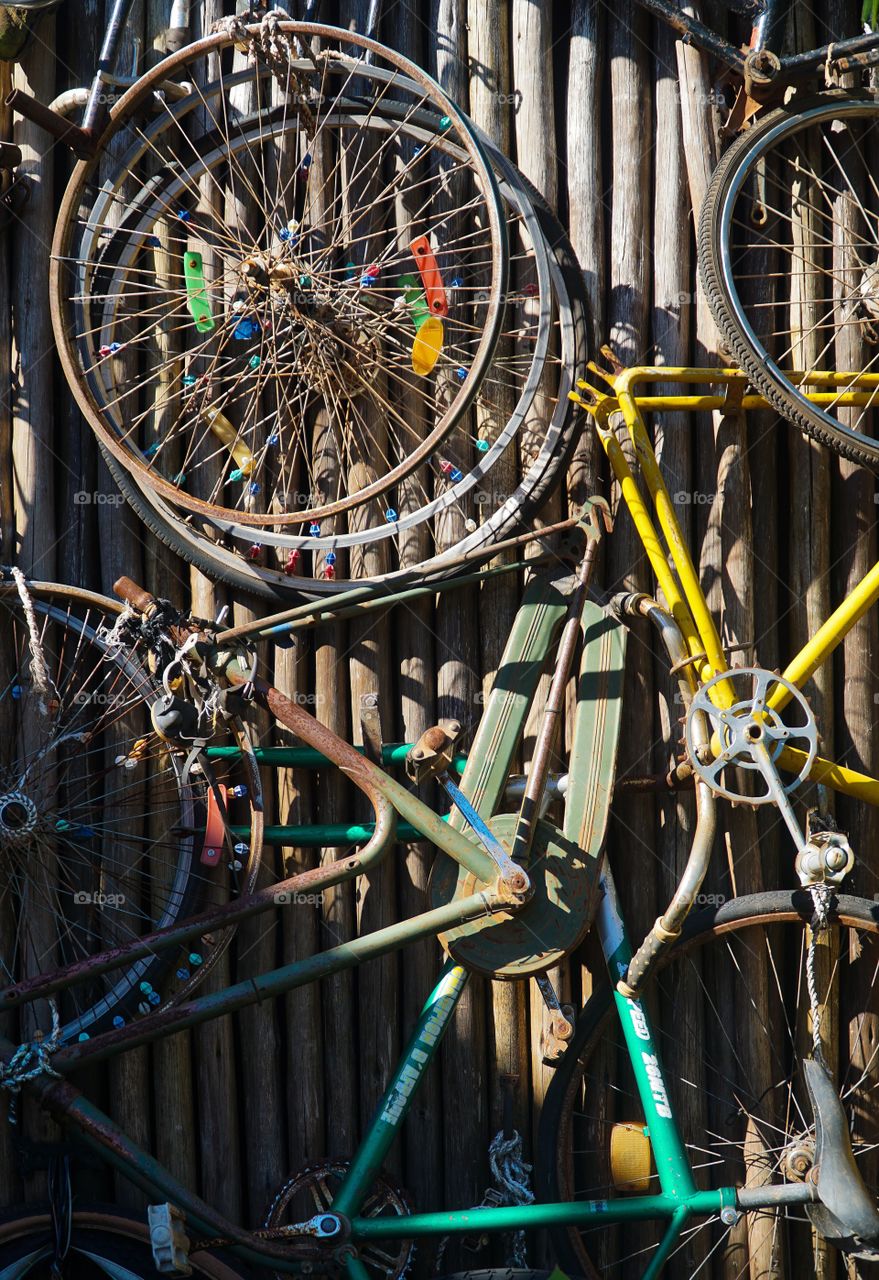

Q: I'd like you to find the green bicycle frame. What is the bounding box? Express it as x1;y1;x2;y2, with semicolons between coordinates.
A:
339;865;812;1280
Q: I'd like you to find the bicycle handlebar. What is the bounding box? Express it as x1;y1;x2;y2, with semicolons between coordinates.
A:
113;575;160;616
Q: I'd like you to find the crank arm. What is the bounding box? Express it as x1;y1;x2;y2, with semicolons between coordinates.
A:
438;772;530;898
803;1057;879;1259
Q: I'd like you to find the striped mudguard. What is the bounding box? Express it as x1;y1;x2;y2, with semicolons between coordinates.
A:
428;596;627;976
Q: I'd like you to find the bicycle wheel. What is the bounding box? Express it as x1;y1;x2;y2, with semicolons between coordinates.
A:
699;90;879;469
538;890;879;1279
0;1206;252;1276
51;21;508;533
0;576;259;1042
96;144;586;594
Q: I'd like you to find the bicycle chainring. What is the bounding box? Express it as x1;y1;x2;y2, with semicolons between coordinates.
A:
685;666;818;804
263;1159;414;1280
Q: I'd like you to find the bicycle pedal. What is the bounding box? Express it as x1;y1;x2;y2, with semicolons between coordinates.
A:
148;1203;192;1275
461;1188;505;1252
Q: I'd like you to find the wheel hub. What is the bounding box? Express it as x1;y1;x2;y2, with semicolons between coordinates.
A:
781;1134;815;1182
0;790;38;843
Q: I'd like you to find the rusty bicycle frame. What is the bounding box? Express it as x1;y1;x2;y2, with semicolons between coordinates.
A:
0;504;622;1272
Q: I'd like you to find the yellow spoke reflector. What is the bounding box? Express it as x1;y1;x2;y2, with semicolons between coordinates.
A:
202;406;256;478
411;316;444;375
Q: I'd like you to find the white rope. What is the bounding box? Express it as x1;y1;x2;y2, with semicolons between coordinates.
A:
96;602;136;656
488;1129;534;1268
10;568;56;716
0;1001;62;1124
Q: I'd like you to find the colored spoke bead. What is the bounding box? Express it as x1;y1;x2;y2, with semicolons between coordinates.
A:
144;441;161;458
182;374;197;387
455;367;467;381
439;460;453;475
325;551;337;566
267;432;279;446
112;1015;125;1028
189;953;203;967
10;685;21;699
229;784;248;798
284;549;301;575
439;115;451;129
248;482;261;496
177;209;191;222
309;522;320;536
385;509;397;522
149;991;161;1006
246;543;262;561
176;967;190;981
476;439;490;453
78;1032;89;1042
249;355;261;368
323;564;336;580
148;235;161;248
449;468;462;482
233;317;260;341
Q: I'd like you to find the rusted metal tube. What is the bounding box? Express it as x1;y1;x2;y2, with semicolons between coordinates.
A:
36;889;498;1072
0;848;377;1013
217;514;582;644
508;530;604;867
4;1066;326;1266
5;89;95;158
237;670;498;887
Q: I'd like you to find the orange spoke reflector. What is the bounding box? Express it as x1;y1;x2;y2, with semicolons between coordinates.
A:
200;783;228;867
410;235;448;317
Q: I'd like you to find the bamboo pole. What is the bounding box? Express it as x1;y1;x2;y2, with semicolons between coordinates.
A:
388;5;446;1220
430;0;488;1256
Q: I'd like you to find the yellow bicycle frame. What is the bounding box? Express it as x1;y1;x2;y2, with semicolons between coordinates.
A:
573;360;879;804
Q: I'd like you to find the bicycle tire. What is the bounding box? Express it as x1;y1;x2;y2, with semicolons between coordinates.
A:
537;889;879;1279
0;1205;253;1277
99;150;586;595
0;577;260;1040
699;90;879;469
51;23;509;531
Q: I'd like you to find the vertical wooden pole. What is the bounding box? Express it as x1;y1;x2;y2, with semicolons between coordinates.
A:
389;6;445;1218
431;0;488;1255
